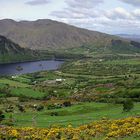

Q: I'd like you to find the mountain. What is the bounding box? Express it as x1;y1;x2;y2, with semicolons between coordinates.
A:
117;34;140;43
0;35;48;64
0;19;113;50
0;35;27;55
0;19;140;55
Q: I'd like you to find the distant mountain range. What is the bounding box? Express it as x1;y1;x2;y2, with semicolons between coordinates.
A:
117;34;140;43
0;19;140;63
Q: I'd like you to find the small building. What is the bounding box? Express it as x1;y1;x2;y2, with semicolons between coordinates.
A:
56;78;65;83
56;79;63;82
11;75;18;79
99;59;103;62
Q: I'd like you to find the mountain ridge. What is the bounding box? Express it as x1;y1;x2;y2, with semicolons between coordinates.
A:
0;19;140;56
0;19;128;50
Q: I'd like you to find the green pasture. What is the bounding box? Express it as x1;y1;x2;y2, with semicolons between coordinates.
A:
4;102;140;128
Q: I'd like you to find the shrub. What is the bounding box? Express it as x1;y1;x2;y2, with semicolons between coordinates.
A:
63;101;71;107
18;96;29;102
0;85;11;97
0;110;5;122
47;104;62;110
1;114;14;126
127;89;140;98
17;105;25;112
5;105;14;113
35;105;44;111
50;112;58;116
123;99;134;112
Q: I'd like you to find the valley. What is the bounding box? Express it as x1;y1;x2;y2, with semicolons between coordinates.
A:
0;19;140;140
0;55;140;139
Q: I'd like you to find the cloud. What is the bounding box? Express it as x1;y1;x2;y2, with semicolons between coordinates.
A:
49;0;111;31
51;8;99;19
26;0;50;6
99;8;140;33
50;0;103;19
119;0;140;7
132;9;140;19
50;0;103;32
49;0;140;34
105;7;132;20
65;0;103;9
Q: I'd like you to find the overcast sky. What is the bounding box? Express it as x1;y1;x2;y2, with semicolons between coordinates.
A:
0;0;140;34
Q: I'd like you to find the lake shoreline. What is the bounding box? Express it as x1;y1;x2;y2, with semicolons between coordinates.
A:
0;60;64;76
0;58;65;65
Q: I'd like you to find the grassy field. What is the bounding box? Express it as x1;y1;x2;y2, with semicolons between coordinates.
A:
11;88;46;99
0;78;29;87
3;102;140;128
0;56;140;135
104;58;140;65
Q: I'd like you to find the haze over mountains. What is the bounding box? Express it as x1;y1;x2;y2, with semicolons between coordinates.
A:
117;34;140;43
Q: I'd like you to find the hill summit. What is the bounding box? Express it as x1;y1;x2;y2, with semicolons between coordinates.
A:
0;19;140;55
0;19;127;50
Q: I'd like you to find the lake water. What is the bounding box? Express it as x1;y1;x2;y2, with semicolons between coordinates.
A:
0;60;64;75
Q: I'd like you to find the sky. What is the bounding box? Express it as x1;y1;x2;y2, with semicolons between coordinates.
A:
0;0;140;34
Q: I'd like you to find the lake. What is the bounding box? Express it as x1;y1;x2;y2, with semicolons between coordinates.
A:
0;60;64;75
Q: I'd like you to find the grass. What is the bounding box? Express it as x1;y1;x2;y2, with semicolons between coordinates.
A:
0;78;29;87
0;56;140;132
104;58;140;65
95;87;111;93
11;76;31;84
5;102;140;128
11;87;46;99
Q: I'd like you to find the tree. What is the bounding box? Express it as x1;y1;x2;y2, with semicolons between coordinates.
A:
63;101;71;107
35;105;44;111
0;110;5;122
123;99;134;112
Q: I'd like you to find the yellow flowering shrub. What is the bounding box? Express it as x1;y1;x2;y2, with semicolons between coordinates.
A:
0;117;139;140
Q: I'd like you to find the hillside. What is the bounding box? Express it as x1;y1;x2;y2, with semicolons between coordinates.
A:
0;35;28;55
0;35;48;64
0;19;140;55
0;19;111;50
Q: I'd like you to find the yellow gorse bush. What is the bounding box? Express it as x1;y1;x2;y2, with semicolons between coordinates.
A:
0;117;140;140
